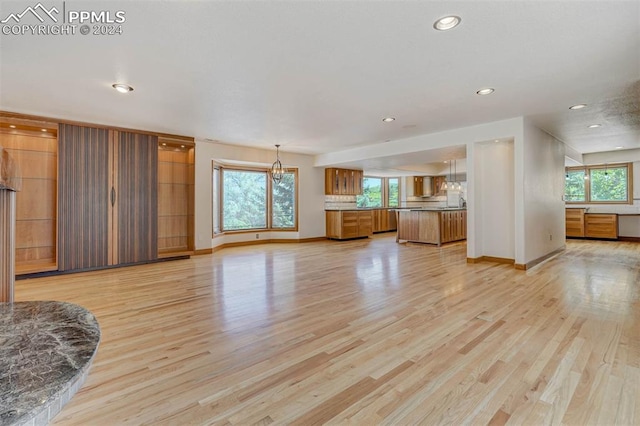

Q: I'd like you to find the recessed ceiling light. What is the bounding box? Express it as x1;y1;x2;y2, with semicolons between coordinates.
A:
494;139;500;143
112;83;134;93
433;15;461;31
588;124;602;128
569;104;587;110
9;125;16;128
615;146;623;150
382;117;396;123
476;88;495;95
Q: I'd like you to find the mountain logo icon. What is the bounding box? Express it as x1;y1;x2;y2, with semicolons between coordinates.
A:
1;3;59;24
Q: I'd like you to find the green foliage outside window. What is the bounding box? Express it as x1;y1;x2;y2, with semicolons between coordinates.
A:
565;170;585;202
590;167;627;202
388;178;399;207
565;164;630;203
357;177;383;207
272;172;296;228
223;170;267;230
221;169;297;231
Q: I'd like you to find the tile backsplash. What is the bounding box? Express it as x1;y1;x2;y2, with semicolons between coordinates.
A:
325;195;357;210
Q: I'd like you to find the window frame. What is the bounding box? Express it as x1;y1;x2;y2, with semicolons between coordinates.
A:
356;176;401;208
565;162;633;205
215;164;299;235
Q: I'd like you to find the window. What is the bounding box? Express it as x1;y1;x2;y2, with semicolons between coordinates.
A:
216;166;297;233
388;178;399;207
357;177;383;207
356;176;400;208
272;172;296;228
222;169;267;231
565;163;632;204
564;169;586;202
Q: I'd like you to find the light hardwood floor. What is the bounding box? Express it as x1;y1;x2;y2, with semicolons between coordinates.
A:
15;235;640;425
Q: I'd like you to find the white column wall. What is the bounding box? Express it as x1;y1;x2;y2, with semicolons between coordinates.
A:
521;119;566;264
475;140;515;259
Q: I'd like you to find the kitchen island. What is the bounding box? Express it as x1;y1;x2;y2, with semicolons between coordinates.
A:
396;208;467;246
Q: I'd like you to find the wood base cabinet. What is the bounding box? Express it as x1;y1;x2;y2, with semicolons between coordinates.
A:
372;209;397;233
397;210;466;246
565;208;586;238
585;213;618;240
326;210;373;240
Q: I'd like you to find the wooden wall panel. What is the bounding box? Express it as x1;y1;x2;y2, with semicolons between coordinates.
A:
58;124;110;271
0;127;57;273
116;131;158;264
0;191;16;302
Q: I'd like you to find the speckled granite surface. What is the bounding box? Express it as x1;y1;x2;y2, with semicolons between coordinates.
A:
0;301;100;426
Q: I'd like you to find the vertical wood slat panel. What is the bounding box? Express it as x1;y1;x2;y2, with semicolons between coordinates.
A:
117;132;158;264
0;190;16;302
58;124;109;271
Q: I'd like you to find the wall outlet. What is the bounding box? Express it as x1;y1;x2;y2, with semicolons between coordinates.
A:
256;233;260;239
549;234;553;241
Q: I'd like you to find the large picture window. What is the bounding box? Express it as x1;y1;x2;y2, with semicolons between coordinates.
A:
356;176;400;208
218;167;298;233
565;163;632;204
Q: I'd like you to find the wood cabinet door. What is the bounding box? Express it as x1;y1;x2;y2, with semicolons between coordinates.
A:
585;214;618;239
341;211;359;238
357;211;373;236
565;208;585;237
58;125;159;271
354;170;363;195
58;124;110;271
114;131;158;264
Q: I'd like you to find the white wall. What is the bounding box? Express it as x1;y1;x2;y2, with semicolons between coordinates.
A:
470;140;515;260
521;119;566;265
194;141;326;250
314;117;526;167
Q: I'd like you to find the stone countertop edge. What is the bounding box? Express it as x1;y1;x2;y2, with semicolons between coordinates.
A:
0;301;101;426
325;207;467;211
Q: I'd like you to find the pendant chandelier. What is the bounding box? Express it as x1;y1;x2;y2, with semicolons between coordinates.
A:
271;144;286;183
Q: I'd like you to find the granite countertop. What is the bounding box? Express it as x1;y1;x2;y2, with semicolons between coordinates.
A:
0;301;100;426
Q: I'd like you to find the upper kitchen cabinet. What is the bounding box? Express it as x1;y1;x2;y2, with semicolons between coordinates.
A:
413;177;424;196
432;176;447;196
325;168;363;195
0;114;58;274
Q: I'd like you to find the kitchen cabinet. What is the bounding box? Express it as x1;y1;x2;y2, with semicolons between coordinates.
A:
325;168;363;195
397;209;466;246
565;208;585;237
58;124;158;271
326;210;373;239
412;177;424;197
432;176;447;196
372;209;398;233
440;210;467;243
584;213;618;239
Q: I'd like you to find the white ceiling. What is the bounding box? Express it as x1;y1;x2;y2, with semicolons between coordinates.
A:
0;1;638;160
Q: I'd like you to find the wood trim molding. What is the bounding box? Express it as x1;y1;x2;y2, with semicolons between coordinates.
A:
209;237;328;254
194;248;214;255
521;246;566;270
467;256;515;265
618;236;640;242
